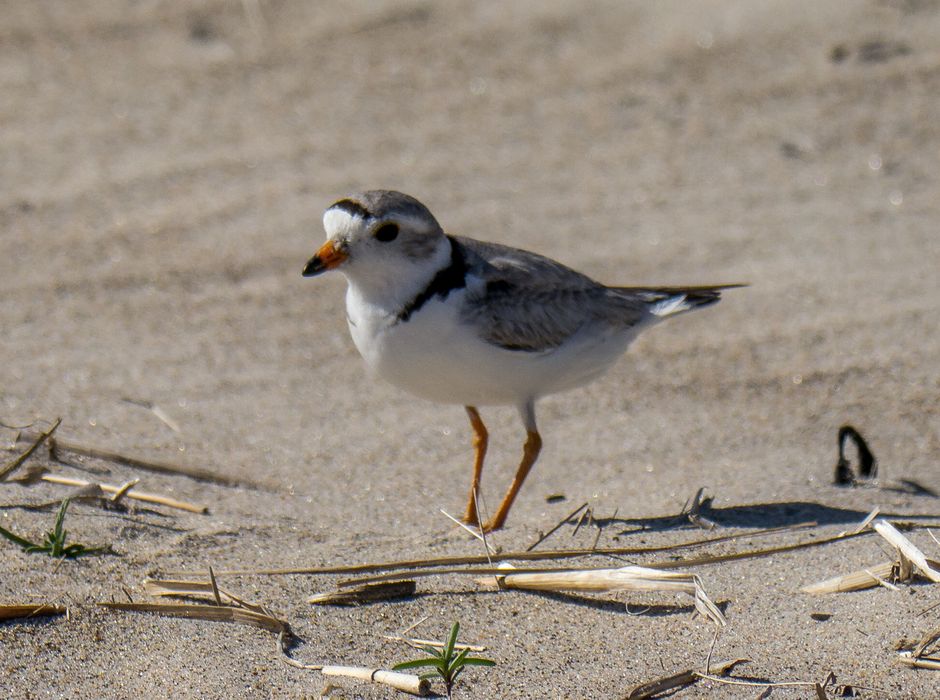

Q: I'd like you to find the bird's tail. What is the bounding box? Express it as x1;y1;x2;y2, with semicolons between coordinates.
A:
619;284;746;319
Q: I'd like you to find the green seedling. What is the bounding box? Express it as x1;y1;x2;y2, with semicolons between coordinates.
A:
392;622;496;699
0;498;110;558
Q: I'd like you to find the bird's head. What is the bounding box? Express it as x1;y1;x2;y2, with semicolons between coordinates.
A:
303;190;450;298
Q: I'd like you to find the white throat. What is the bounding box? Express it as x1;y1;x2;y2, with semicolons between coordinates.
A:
343;234;452;315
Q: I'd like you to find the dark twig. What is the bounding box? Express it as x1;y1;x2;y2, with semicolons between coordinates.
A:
0;418;61;482
527;502;589;551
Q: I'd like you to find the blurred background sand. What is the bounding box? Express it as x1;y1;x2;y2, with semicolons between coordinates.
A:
2;2;939;697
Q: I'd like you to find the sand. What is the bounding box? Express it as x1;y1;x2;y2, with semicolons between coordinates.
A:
2;1;940;697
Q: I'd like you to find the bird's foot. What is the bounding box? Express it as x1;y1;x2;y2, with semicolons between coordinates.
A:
460;510;480;528
479;517;505;534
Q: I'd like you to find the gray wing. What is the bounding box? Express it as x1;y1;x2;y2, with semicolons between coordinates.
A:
454;236;652;353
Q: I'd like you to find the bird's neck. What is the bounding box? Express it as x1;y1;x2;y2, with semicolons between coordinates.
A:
343;236;454;317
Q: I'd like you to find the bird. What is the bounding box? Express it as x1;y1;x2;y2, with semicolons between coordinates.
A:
303;190;741;533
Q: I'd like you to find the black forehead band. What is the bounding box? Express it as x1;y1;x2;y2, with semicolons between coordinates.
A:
329;199;373;219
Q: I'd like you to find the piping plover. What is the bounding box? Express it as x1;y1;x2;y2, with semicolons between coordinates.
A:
304;190;741;532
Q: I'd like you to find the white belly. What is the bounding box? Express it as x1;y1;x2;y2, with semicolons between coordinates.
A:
347;288;639;407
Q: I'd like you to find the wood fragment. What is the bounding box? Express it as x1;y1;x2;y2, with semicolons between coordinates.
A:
626;658;748;699
320;666;430;696
0;603;68;621
307;580;416;605
99;601;290;635
0;419;61;482
873;519;940;583
276;634;429;695
18;431;259;489
39;474;207;513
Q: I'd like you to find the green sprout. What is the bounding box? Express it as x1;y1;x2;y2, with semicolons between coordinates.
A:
0;498;110;558
392;622;496;698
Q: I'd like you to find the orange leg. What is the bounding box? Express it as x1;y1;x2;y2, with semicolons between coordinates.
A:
481;429;542;533
461;406;488;526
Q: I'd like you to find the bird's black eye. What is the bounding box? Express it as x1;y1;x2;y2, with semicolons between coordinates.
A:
374;223;399;242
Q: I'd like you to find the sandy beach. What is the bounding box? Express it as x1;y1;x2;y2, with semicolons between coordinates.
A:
2;1;940;697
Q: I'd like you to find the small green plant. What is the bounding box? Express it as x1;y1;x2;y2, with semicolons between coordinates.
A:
392;622;496;698
0;498;110;558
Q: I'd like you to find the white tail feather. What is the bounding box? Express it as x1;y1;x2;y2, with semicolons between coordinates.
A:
649;295;692;318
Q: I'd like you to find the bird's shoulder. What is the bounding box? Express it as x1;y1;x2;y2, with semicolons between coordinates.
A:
452;235;599;292
449;235;644;353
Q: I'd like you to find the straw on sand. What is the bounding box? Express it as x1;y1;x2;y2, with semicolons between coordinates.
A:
802;562;901;595
39;473;208;514
99;601;291;635
807;520;940;594
143;578;268;613
873;519;940;583
307;580;416;605
0;603;67;621
626;658;748;699
480;564;726;627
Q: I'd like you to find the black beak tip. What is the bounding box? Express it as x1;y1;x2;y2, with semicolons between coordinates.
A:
302;257;322;277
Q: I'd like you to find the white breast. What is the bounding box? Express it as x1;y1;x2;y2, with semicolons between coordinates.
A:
346;285;639;407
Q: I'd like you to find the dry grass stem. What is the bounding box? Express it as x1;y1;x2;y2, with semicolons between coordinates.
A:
691;674;834;691
0;603;67;621
802;562;898;594
643;529;871;571
527;501;589;551
383;634;487;653
863;568;901;591
439;508;484;542
201;521;817;577
0;418;61;482
839;507;880;536
897;654;940;670
38;473;208;513
485;564;726;627
331;529;873;590
307;580;416;605
143;579;267;613
17;430;259;489
911;626;940;658
626;658;748;699
682;487;717;530
873;519;940;583
99;601;290;635
895;626;940;670
110;479;139;504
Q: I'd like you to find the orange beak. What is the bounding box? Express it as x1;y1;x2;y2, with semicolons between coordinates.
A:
302;240;349;277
